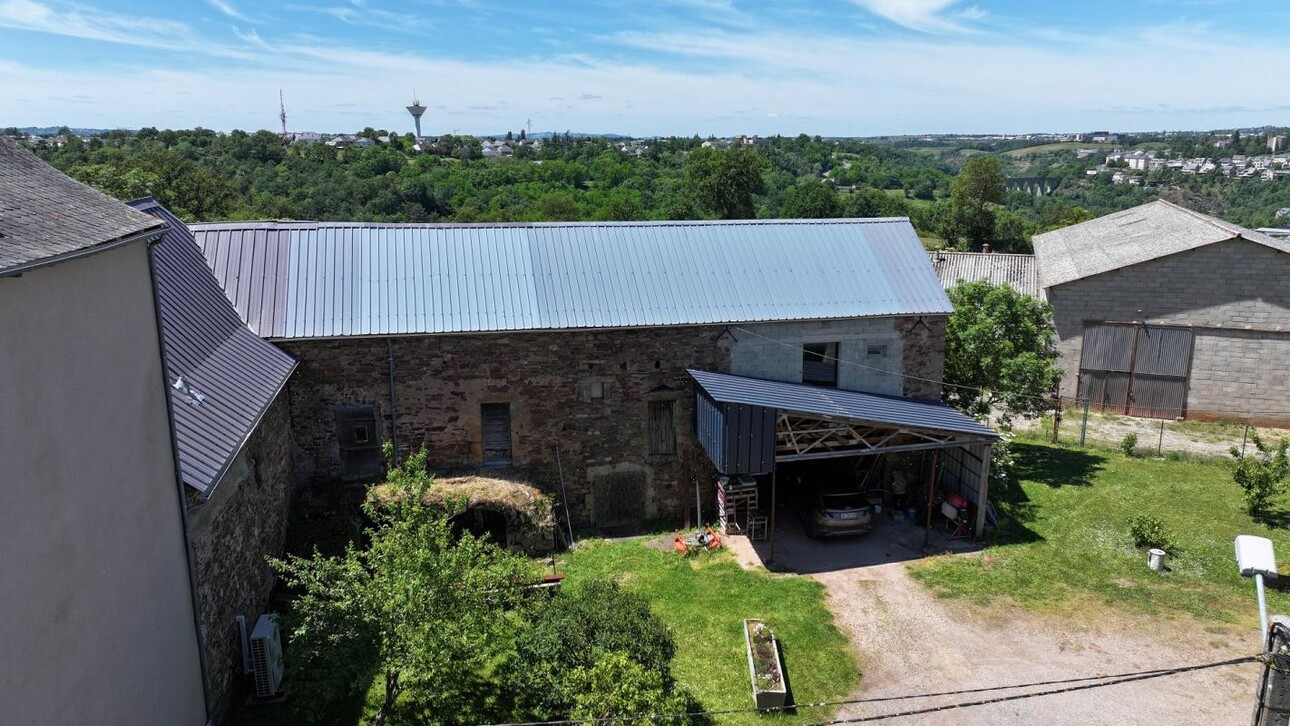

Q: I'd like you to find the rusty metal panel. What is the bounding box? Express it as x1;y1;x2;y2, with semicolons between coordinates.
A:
1080;324;1136;372
1133;326;1194;378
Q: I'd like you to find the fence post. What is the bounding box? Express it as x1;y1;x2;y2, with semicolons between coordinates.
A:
1080;398;1090;448
1244;426;1251;458
1158;419;1165;457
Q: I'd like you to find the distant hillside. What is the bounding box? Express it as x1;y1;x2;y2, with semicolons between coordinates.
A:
14;126;128;136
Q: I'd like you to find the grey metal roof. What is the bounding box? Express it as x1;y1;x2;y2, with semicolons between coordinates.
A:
132;199;297;495
687;369;998;439
0;135;163;275
927;250;1042;299
188;218;952;339
1033;200;1290;289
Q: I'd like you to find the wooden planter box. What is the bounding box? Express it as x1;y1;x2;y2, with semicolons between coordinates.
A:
744;618;787;710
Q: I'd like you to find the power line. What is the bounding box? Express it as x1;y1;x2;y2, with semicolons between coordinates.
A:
474;656;1255;726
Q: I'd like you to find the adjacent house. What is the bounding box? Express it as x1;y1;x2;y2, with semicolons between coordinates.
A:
928;250;1042;298
0;137;207;725
1033;199;1290;424
192;218;998;536
0;138;300;724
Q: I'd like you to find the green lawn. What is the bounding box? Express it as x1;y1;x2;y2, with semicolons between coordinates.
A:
563;539;859;726
910;440;1290;626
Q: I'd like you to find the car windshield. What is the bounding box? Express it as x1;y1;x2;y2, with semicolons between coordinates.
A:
820;492;866;510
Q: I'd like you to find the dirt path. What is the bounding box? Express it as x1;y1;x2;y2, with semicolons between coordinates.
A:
729;525;1259;725
1016;413;1290;459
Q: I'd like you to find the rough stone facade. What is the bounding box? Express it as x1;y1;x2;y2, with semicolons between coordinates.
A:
187;394;297;721
1046;239;1290;423
280;315;946;527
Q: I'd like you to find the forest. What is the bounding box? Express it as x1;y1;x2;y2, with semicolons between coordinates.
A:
16;126;1290;253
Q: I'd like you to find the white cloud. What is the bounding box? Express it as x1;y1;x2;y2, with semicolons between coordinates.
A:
204;0;253;24
848;0;978;33
0;0;256;59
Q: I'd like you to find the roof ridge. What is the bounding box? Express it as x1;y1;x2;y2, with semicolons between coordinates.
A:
189;217;913;230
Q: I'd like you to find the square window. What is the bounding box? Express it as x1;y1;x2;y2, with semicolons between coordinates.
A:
867;344;888;357
352;424;370;444
802;342;839;387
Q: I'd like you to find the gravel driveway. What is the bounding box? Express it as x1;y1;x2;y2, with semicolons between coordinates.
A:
729;517;1259;725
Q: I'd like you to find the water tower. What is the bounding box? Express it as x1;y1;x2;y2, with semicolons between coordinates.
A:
406;93;426;138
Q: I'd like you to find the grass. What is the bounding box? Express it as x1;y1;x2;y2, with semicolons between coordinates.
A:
910;440;1290;626
562;539;859;726
1003;141;1110;157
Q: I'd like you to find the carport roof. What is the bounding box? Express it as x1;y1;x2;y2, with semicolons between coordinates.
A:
687;369;998;440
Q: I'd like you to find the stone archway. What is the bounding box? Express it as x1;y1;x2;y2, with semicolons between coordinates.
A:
426;474;556;554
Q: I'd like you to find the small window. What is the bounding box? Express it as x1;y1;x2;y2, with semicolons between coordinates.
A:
648;400;677;456
352;424;370;444
482;403;512;467
867;344;888;357
802;342;839;387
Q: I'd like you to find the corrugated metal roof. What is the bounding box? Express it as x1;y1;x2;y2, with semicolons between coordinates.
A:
927;251;1042;298
132;199;298;495
0;136;163;274
687;369;998;439
1033;199;1290;289
188;218;952;339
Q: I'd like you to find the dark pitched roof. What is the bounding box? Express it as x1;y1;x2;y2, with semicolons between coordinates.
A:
0;135;163;275
688;369;997;440
131;199;297;495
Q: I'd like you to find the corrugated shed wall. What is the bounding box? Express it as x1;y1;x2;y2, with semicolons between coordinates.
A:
190;218;953;339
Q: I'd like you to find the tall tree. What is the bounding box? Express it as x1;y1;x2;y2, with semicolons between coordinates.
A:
684;145;768;219
946;155;1006;250
943;280;1061;422
780;180;843;218
272;449;534;725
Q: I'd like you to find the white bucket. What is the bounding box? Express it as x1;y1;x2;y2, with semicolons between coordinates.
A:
1148;548;1167;571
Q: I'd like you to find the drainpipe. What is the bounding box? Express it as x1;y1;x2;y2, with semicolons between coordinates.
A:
387;338;399;460
146;235;214;725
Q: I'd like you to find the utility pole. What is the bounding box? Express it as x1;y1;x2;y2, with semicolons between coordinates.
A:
1252;616;1290;726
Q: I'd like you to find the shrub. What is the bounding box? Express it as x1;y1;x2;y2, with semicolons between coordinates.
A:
1231;433;1290;518
1128;514;1173;552
1120;432;1139;457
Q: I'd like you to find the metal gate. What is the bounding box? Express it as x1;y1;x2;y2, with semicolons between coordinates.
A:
1078;324;1193;419
593;471;646;529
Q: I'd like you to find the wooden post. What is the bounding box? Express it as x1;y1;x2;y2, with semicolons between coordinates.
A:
923;450;939;548
768;469;778;567
975;445;992;539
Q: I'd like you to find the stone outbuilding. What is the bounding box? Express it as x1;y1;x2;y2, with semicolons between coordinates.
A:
1034;199;1290;424
192;217;996;534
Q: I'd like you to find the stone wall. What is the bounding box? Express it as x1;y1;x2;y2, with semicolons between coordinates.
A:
187;393;297;722
1046;239;1290;422
280;315;948;527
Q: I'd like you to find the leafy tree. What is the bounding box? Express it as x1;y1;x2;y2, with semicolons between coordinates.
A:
684;145;768;219
943;280;1061;422
272;449;534;725
1231;433;1290;518
567;652;694;726
945;155;1006;250
780;180;842;218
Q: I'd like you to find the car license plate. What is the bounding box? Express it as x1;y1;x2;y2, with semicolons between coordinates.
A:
834;511;859;520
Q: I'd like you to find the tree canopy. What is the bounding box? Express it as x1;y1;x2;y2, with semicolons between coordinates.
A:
943;280;1062;422
683;144;770;219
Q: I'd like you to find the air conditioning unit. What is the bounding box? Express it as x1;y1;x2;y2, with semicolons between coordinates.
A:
249;614;284;698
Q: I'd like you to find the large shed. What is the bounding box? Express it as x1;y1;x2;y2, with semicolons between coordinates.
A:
1034;200;1290;423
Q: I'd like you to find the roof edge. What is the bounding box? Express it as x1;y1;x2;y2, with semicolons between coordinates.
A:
0;223;167;278
188;216;914;231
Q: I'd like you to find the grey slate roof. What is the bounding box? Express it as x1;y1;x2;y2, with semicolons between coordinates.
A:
688;369;997;439
927;250;1041;298
132;199;297;495
1033;199;1290;289
189;218;952;339
0;135;163;274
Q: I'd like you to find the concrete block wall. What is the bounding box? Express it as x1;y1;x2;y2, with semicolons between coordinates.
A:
1046;238;1290;422
729;318;906;395
187;394;297;721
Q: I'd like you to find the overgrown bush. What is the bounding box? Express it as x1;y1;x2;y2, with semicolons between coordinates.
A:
1231;433;1290;518
1120;432;1139;457
1128;514;1174;552
502;579;682;721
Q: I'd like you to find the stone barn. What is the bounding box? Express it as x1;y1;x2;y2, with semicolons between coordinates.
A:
192;218;995;532
1034;200;1290;424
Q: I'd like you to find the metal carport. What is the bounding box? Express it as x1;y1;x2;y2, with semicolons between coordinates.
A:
688;369;999;562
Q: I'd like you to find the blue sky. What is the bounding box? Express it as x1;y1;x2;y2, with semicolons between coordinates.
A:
1;0;1286;136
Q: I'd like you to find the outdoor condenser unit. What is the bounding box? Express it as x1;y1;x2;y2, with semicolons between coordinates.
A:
249;614;284;698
